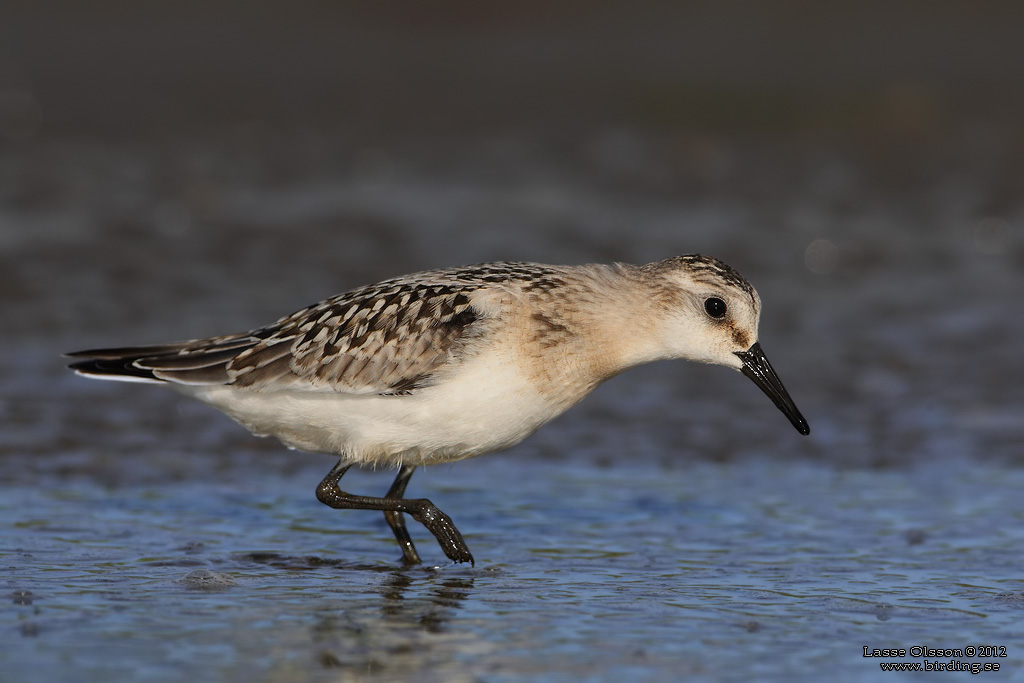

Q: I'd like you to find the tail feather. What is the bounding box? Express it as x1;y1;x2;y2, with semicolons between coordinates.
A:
66;336;258;386
67;356;165;383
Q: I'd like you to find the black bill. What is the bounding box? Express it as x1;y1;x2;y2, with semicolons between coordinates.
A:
734;342;810;435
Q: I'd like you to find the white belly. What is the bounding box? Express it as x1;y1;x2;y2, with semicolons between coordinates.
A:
186;343;576;466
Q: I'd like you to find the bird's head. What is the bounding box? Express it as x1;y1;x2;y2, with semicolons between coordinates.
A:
640;255;810;435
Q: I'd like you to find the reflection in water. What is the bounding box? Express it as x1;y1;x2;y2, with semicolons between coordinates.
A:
315;569;479;676
232;552;481;675
378;572;475;633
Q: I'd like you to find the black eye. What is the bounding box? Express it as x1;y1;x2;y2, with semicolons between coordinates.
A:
704;297;727;319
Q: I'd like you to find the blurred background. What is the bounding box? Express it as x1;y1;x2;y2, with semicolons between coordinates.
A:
3;0;1020;473
2;2;1023;680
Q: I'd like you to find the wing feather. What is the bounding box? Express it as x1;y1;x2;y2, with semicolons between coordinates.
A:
228;282;483;394
67;262;566;395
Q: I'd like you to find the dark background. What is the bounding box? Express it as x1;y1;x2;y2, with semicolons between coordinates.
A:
5;1;1024;137
2;1;1022;471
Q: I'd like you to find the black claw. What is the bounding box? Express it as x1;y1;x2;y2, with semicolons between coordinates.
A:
412;503;474;565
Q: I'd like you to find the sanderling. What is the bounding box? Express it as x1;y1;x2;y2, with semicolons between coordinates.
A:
68;255;809;565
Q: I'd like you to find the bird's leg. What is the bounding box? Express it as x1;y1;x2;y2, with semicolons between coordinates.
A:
382;464;421;565
315;460;474;565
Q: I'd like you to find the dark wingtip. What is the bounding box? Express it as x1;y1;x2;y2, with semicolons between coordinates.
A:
64;344;187;360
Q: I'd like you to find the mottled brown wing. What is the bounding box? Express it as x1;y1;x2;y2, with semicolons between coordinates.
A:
225;282;482;394
69;262;560;394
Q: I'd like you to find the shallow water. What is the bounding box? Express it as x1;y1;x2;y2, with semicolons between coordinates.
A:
5;454;1024;682
3;8;1024;677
